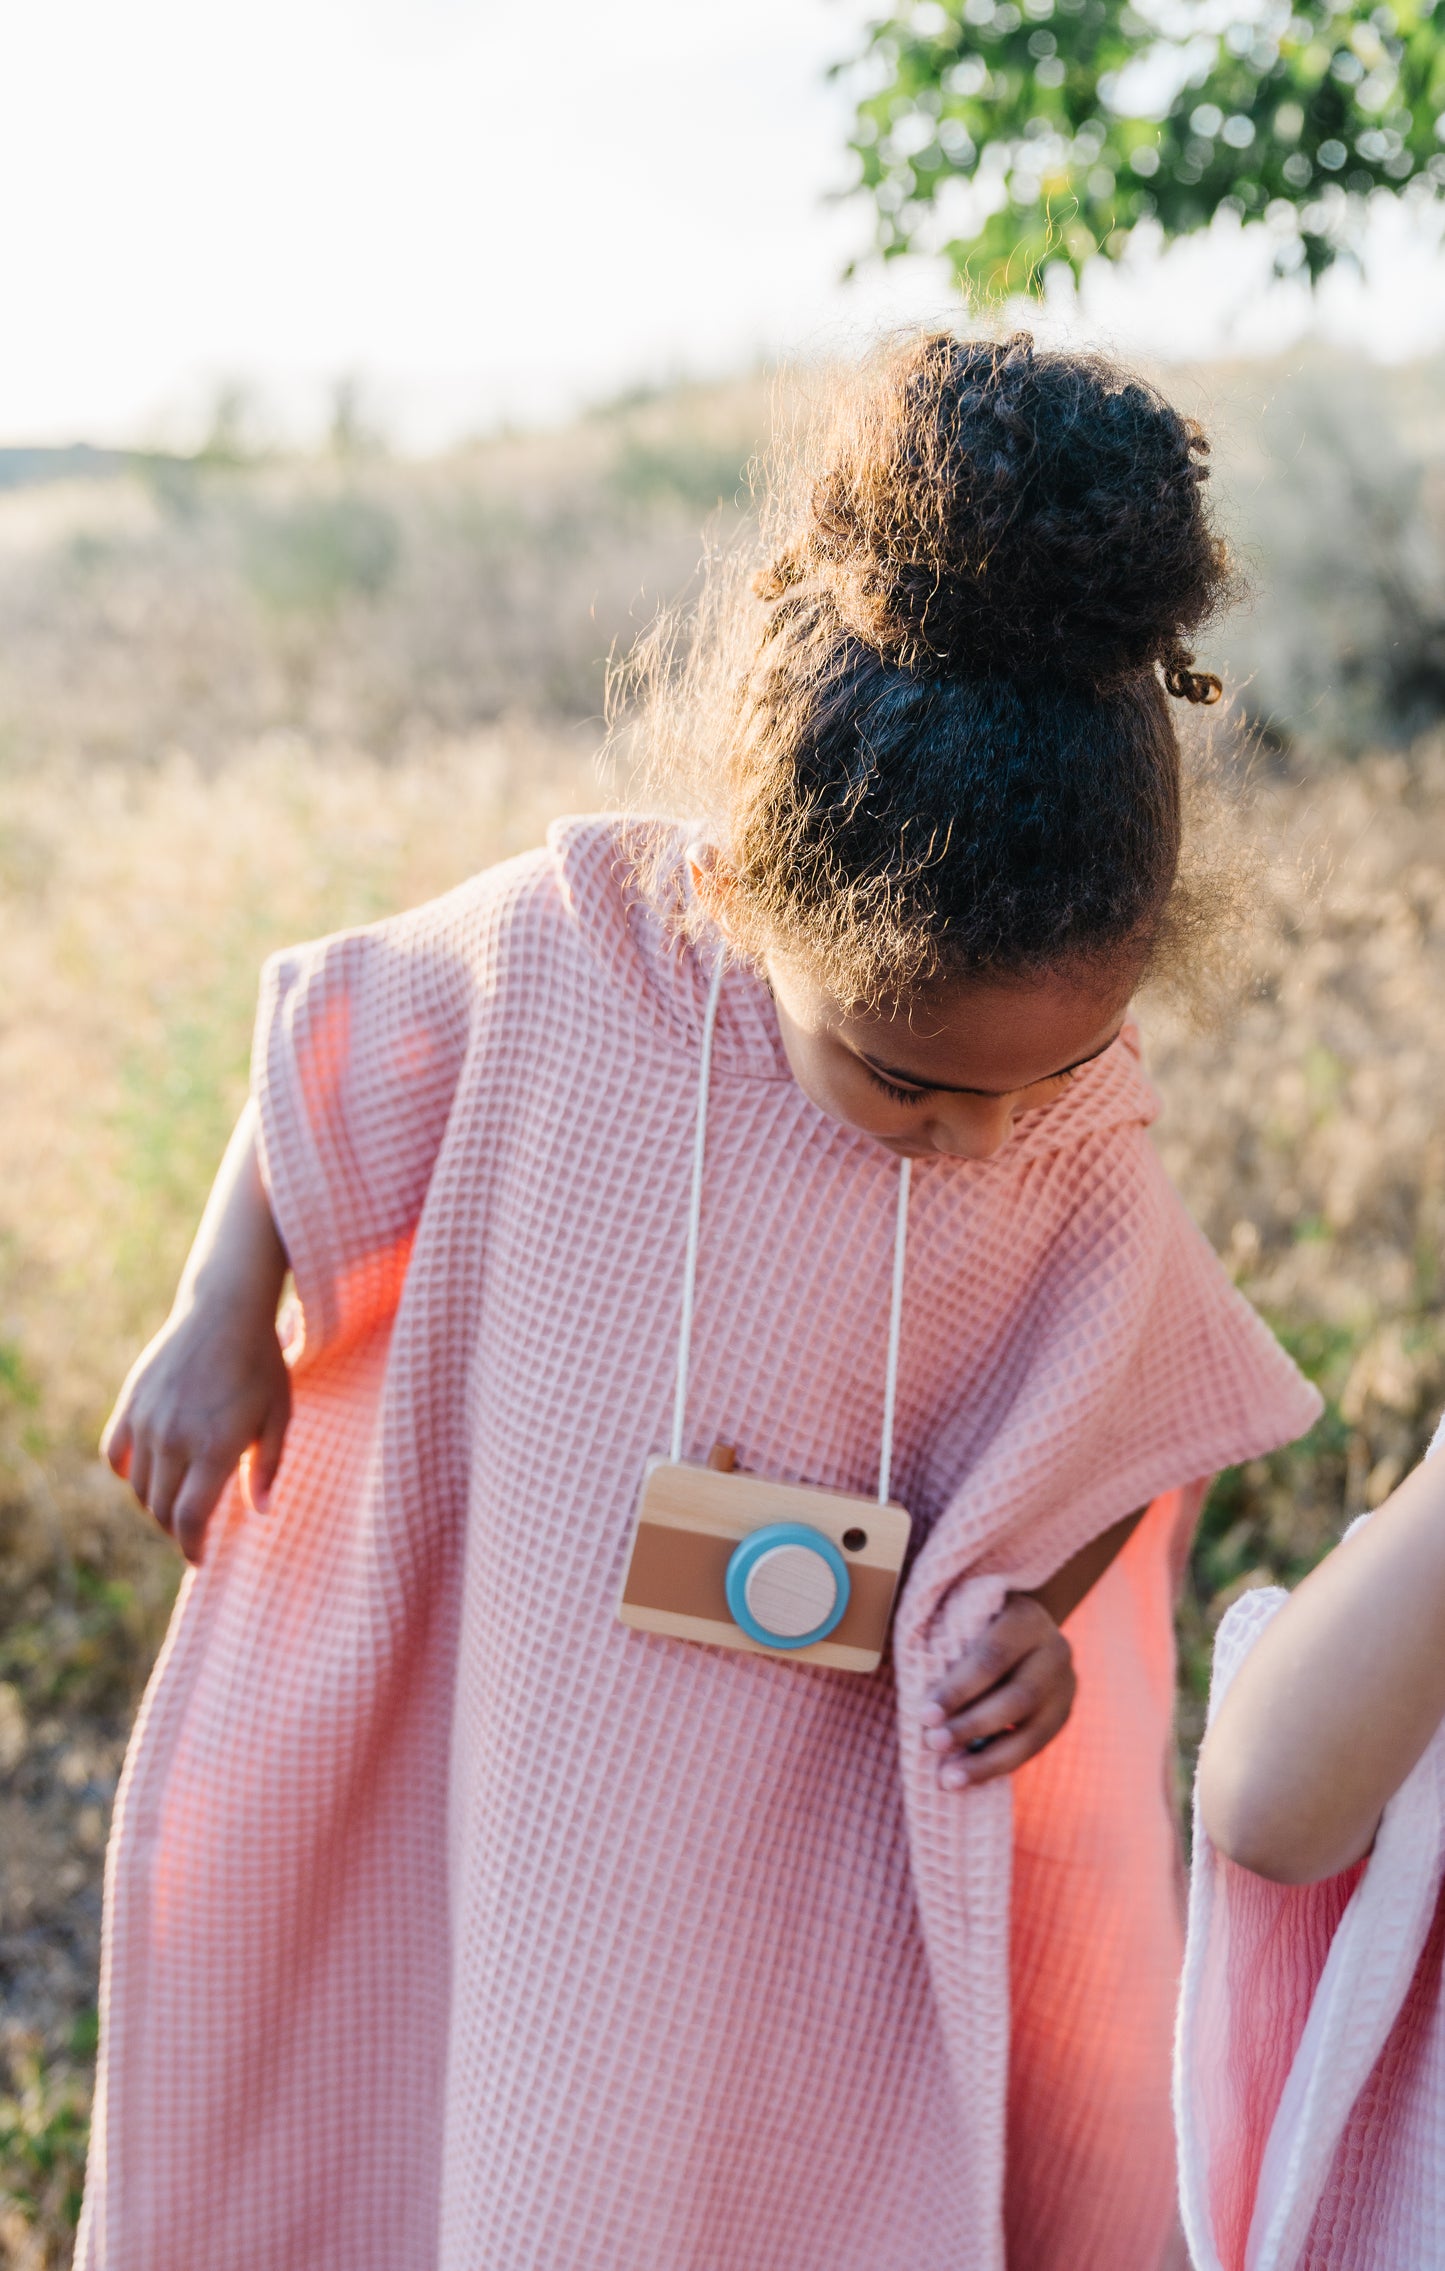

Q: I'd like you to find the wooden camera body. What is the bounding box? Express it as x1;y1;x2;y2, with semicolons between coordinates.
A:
618;1454;912;1675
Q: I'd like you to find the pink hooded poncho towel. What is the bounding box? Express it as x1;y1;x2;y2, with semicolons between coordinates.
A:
1176;1544;1445;2271
81;817;1319;2271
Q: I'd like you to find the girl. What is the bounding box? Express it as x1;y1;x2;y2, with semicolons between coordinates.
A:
1178;1430;1445;2270
89;333;1316;2271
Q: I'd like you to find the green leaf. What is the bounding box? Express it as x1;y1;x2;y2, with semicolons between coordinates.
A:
838;0;1445;286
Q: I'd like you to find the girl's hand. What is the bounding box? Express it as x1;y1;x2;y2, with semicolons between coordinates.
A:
101;1100;292;1567
920;1595;1077;1788
102;1302;292;1565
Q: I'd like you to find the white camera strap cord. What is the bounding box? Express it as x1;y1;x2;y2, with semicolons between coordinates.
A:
669;953;911;1508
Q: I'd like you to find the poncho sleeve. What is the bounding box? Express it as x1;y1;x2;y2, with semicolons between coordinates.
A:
897;1124;1322;1672
1175;1580;1445;2271
254;870;500;1366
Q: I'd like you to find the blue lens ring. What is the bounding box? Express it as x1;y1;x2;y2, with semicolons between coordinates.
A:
724;1522;852;1650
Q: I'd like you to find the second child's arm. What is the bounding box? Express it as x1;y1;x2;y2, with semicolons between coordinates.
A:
103;1100;292;1565
1197;1451;1445;1884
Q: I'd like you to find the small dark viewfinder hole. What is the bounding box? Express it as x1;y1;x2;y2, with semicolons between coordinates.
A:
842;1528;868;1553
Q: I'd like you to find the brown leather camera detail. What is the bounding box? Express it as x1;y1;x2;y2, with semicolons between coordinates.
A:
622;1523;898;1652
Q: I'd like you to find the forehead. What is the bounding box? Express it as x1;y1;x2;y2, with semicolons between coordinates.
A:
831;971;1134;1095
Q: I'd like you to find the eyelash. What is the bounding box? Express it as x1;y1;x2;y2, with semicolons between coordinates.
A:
865;1068;929;1106
864;1066;1079;1106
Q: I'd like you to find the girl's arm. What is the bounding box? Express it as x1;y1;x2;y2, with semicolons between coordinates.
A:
1030;1506;1145;1626
921;1507;1145;1788
1198;1450;1445;1884
102;1099;292;1566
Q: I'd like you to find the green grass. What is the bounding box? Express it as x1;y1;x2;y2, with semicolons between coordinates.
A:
0;2039;92;2255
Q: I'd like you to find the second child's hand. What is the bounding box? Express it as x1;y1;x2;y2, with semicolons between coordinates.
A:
920;1507;1146;1788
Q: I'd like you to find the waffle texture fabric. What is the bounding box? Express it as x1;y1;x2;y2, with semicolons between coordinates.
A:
1177;1573;1445;2271
83;817;1319;2271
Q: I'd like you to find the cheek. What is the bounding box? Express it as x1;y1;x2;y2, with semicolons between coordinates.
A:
1015;1077;1074;1117
831;1075;903;1133
786;1033;906;1133
812;1056;882;1124
828;1067;935;1143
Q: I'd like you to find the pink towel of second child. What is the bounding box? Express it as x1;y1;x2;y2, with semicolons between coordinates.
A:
1177;1573;1445;2271
81;818;1318;2271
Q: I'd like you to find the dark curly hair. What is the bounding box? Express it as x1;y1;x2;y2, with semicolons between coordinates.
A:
624;329;1234;1009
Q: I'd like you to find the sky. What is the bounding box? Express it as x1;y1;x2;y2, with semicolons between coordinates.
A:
3;0;1443;451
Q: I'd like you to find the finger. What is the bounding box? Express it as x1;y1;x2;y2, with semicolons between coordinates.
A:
102;1409;133;1479
145;1448;188;1539
956;1641;1072;1743
127;1438;154;1516
929;1668;1039;1755
245;1390;291;1514
172;1456;239;1565
922;1608;1042;1720
939;1723;1053;1788
941;1666;1076;1780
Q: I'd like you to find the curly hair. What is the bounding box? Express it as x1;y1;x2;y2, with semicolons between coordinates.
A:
619;329;1236;1011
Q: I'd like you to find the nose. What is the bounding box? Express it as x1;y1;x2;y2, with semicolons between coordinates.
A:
925;1098;1017;1161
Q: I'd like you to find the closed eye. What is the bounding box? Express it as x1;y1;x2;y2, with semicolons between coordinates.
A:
864;1066;930;1106
864;1062;1081;1106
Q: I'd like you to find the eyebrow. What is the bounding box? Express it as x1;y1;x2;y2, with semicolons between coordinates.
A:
853;1028;1124;1099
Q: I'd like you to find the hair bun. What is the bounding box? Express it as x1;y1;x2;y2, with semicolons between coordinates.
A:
769;332;1229;696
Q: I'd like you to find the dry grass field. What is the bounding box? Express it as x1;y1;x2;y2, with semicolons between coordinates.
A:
2;353;1444;2264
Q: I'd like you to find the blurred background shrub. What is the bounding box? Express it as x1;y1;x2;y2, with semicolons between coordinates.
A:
1207;354;1445;747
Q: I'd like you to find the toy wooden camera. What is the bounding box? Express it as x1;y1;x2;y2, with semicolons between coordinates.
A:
618;1444;912;1674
